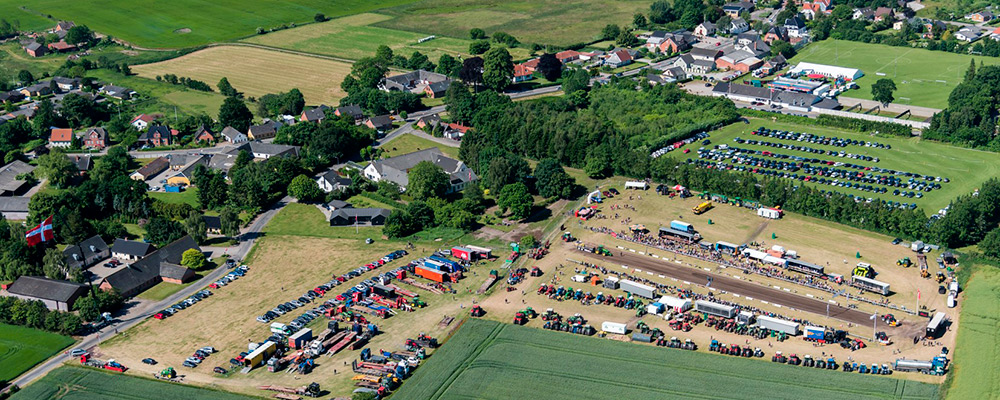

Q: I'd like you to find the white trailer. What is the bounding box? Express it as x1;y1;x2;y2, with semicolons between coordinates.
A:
620;280;656;299
742;248;767;260
757;207;782;219
756;315;800;335
694;300;737;318
602;321;627;334
624;181;649;190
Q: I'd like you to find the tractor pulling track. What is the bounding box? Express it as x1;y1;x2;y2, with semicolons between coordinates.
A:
574;248;899;331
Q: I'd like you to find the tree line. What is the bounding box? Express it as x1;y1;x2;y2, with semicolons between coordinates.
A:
925;64;1000;150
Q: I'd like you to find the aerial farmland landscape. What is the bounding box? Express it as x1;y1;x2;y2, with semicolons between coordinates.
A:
1;0;999;399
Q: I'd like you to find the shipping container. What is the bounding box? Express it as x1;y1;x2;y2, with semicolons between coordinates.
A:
757;316;801;335
631;332;652;342
926;312;946;338
620;280;656;299
415;266;447;283
601;321;627;334
804;325;824;339
289;328;313;349
372;284;395;298
646;302;664;315
424;259;447;272
694;300;737;318
451;247;472;261
669;220;694;233
757;207;782;219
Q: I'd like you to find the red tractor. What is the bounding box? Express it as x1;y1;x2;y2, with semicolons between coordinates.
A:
470;305;485;317
513;312;527;325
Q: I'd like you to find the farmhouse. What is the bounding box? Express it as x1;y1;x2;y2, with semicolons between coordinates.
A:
49;128;73;148
67;154;92;175
329;207;391;226
47;41;76;53
21;82;52;97
138;125;173;147
381;70;450;93
167;156;207;186
62;235;110;269
363;148;478;193
99;236;200;297
364;115;394;132
81;127;109;149
674;54;715;75
853;7;875;21
873;7;895;22
111;239;154;261
513;64;533;83
0;161;36;196
444;123;471;140
955;26;986;42
334;105;364;122
101;85;135;100
194;125;215;143
416;115;442;130
424;80;453;98
2;276;88;311
965;10;993;22
556;50;581;63
605;50;634;68
0;197;30;219
317;170;353;193
130;157;168;181
728;18;750;34
220;126;248;143
130;114;154;131
789;62;863;80
52;77;81;91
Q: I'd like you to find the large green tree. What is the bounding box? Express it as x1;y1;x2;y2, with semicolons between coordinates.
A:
218;96;252;132
288;174;324;202
498;182;532;219
871;78;897;107
181;211;207;244
35;149;78;188
407;161;449;199
534;158;575;199
482;47;514;92
181;248;207;269
145;217;184;247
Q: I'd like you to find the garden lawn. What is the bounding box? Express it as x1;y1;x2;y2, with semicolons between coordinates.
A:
944;266;1000;399
2;0;421;48
263;202;383;240
790;40;1000;109
393;319;939;400
11;366;257;400
0;324;74;382
670;117;1000;212
381;133;459;158
148;187;200;208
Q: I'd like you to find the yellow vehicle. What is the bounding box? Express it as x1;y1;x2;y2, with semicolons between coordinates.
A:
853;262;875;279
692;201;713;215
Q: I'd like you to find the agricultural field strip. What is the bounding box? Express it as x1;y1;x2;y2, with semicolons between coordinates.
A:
428;322;505;399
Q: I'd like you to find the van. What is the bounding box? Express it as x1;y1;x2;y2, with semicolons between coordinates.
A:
571;275;588;283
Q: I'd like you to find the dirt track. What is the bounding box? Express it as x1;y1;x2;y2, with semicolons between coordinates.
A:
575;248;900;331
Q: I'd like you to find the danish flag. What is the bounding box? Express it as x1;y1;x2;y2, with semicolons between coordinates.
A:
25;216;54;246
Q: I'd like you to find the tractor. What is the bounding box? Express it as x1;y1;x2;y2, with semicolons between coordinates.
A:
896;257;911;268
470;305;485;317
772;351;787;363
596;245;612;256
513;312;527;325
881;314;898;326
936;272;946;283
160;367;176;379
561;232;574;242
410;296;427;308
521;307;538;319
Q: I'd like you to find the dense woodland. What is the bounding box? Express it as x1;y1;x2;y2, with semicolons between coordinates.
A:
925;65;1000;149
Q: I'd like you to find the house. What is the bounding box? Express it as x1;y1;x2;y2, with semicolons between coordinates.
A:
364;115;393;132
690;47;722;62
663;66;687;80
2;276;88;311
520;58;540;72
81;127;109;149
801;0;831;20
54;21;75;33
317;170;353;193
655;31;695;54
130;114;154;131
381;70;450;93
203;215;222;235
0;91;24;104
513;63;534;83
695;22;717;37
99;236;200;297
49;128;73;148
0;161;36;196
444;123;471;140
63;245;85;270
67;154;91;174
759;54;787;75
300;106;328;123
723;1;754;18
100;85;135;100
21;82;52;97
728;18;750;34
555;50;581;63
194;125;214;144
991;26;1000;40
166;155;207;186
24;42;46;57
62;235;109;269
47;41;76;52
130;157;168;181
578;50;603;61
764;26;789;43
955;26;986;42
674;54;715;75
329;208;391;226
138;125;172;147
363;148;478;193
874;7;895;22
966;10;994;22
416;114;442;130
326;199;351;210
52;77;80;92
248;120;281;141
605;49;633;68
424;80;452;98
220;126;248;143
646;73;673;85
227;142;300;160
0;196;30;219
334;105;364;122
784;16;808;37
735;32;771;56
111;239;153;261
853;7;875;20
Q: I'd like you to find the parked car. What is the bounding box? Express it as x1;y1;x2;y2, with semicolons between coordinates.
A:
69;349;88;357
142;358;157;365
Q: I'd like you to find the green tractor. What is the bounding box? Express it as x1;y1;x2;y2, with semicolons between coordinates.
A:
596;246;613;257
896;257;912;268
411;296;427;308
521;307;538;319
160;367;176;379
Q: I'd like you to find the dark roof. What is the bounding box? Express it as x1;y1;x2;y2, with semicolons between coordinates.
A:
52;76;80;86
690;47;722;58
67;154;92;172
320;170;352;186
335;104;363;118
327;199;352;209
160;263;191;280
25;42;43;52
203;215;221;230
0;196;30;213
426;80;452;95
112;239;154;257
366;115;393;128
63;245;84;269
784;16;806;28
79;235;109;260
153;235;200;265
134;157;168;178
0;160;35;194
7;276;87;302
302;107;326;121
103;236;198;294
330;208;391;221
248;122;278;137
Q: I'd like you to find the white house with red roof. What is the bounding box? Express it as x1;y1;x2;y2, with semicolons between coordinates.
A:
131;114;154;131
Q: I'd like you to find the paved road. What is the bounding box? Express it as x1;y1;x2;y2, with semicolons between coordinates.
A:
575;248;898;331
10;196;291;389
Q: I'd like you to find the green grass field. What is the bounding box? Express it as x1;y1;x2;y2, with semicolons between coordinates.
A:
381;133;459;158
1;0;420;48
263;202;383;241
375;0;651;47
670;117;1000;212
393;319;939;400
11;366;258;400
0;324;75;382
944;265;1000;399
790;40;1000;109
148;187;200;208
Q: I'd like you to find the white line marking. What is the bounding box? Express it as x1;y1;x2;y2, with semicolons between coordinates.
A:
761;300;768;304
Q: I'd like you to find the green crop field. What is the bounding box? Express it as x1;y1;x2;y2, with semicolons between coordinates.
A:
394;319;938;400
790;40;1000;109
0;324;74;382
0;0;420;48
11;366;258;400
944;266;1000;399
669;117;1000;212
375;0;651;47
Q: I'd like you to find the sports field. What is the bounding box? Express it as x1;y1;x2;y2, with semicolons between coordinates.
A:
0;324;74;382
11;366;257;400
243;13;531;62
944;265;1000;399
790;40;1000;109
393;319;939;400
2;0;419;48
375;0;651;46
131;45;351;105
671;117;1000;212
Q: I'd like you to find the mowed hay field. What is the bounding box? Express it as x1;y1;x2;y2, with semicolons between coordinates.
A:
944;266;1000;399
11;366;257;400
244;13;530;62
671;117;1000;212
393;319;939;400
790;40;1000;109
3;0;420;48
375;0;651;46
132;46;351;105
0;324;74;382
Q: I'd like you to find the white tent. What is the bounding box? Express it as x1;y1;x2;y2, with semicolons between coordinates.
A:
658;296;693;312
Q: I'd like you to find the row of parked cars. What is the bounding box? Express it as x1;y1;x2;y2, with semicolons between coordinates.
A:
209;263;249;289
750;128;890;150
182;346;217;368
255;250;408;329
733;137;879;163
153;289;213;320
650;132;710;158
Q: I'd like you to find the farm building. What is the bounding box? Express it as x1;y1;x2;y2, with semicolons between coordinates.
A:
363;148;478;194
0;196;30;220
62;235;110;270
381;70;450;93
2;276;89;311
788;62;863;80
203;215;222;235
111;239;154;261
99;236;200;297
317;170;352;193
130;157;169;181
220;126;248;143
328;208;391;226
0;161;37;196
247;120;282;140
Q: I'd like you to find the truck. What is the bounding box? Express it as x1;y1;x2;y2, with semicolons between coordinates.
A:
603;276;620;290
429;255;461;272
602;321;627;335
424;259;449;272
288;328;313;349
372;284;396;298
619;280;656;299
755;315;799;335
926;312;947;339
669;220;694;233
451;247;472;261
803;325;824;340
692;201;713;214
271;322;292;335
894;357;948;375
414;265;447;283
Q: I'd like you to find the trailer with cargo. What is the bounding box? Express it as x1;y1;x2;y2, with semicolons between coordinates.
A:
803;325;824;341
926;312;947;338
893;357;948;375
851;275;890;296
785;259;825;277
414;266;448;283
659;226;701;242
669;220;695;233
288;329;313;349
619;280;656;299
372;284;396;298
244;341;277;368
466;245;493;259
756;316;800;335
450;247;472;261
694;300;737;318
714;241;740;254
429;255;462;272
